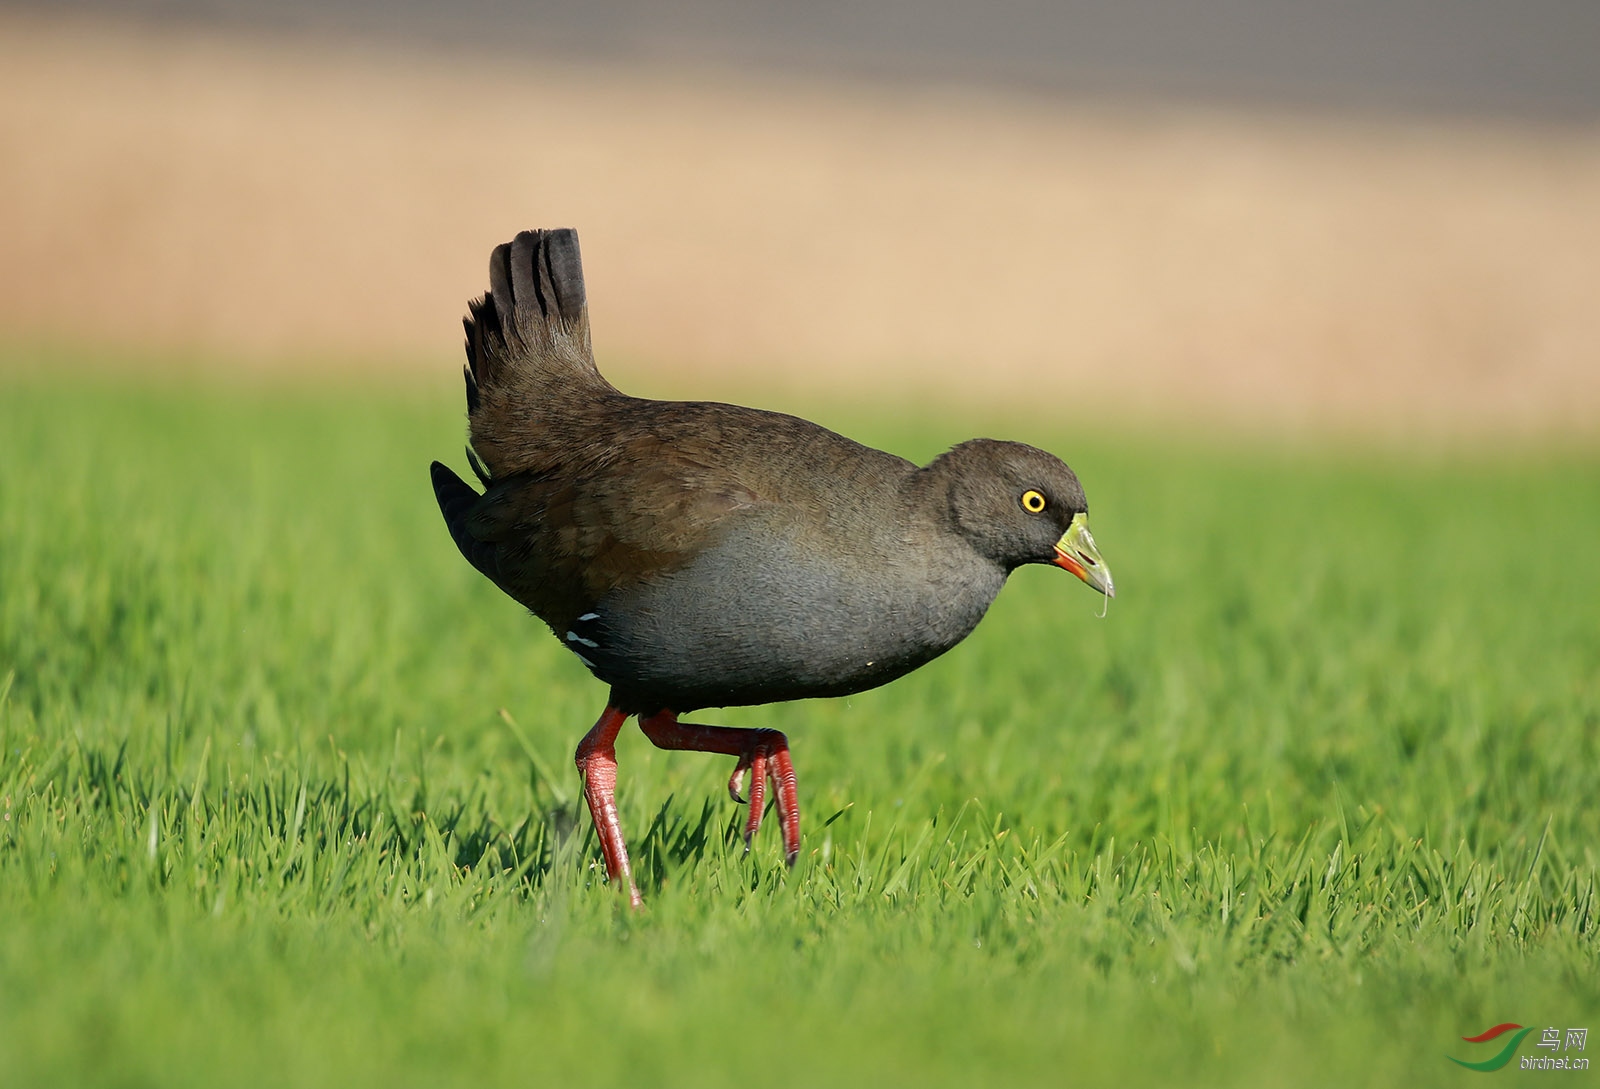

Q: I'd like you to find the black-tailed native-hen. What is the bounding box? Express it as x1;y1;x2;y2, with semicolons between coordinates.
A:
431;229;1113;906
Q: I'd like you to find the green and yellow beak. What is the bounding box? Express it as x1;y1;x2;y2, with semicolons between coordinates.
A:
1051;512;1114;597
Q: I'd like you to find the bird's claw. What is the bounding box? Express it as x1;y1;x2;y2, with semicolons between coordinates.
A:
637;712;802;869
727;729;799;866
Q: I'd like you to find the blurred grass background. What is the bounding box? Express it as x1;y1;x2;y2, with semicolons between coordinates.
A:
1;4;1598;1085
2;361;1597;1087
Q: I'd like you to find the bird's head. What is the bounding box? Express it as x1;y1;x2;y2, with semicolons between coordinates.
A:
931;439;1114;596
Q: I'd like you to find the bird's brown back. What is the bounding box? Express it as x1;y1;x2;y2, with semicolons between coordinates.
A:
439;229;914;633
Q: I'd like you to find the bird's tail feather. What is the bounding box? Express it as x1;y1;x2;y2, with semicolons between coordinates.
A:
462;229;610;475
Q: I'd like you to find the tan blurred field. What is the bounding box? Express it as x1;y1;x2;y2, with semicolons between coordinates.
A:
3;13;1598;437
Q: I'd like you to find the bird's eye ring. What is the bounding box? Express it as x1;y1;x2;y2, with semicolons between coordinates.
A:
1021;489;1047;513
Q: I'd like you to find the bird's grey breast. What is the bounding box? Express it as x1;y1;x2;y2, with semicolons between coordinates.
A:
581;508;1007;707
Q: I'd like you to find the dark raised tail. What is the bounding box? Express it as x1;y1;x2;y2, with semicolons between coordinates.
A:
462;229;615;476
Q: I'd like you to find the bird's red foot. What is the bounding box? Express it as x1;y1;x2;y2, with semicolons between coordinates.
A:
574;705;642;907
637;711;800;865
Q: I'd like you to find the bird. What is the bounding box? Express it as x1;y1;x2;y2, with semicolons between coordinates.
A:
431;229;1113;907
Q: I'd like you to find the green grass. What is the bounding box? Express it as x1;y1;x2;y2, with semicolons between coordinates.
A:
1;356;1597;1088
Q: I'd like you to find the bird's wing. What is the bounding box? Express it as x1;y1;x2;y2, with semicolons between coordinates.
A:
441;435;764;629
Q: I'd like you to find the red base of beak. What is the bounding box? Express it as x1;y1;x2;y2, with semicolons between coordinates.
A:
1052;546;1089;581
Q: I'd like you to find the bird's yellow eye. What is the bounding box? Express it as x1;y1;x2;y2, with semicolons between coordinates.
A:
1021;489;1047;513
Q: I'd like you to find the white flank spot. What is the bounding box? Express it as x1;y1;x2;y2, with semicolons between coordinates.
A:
574;653;596;668
577;612;600;622
565;631;599;648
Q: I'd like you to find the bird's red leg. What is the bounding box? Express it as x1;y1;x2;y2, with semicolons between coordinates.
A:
573;704;641;907
636;711;800;866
